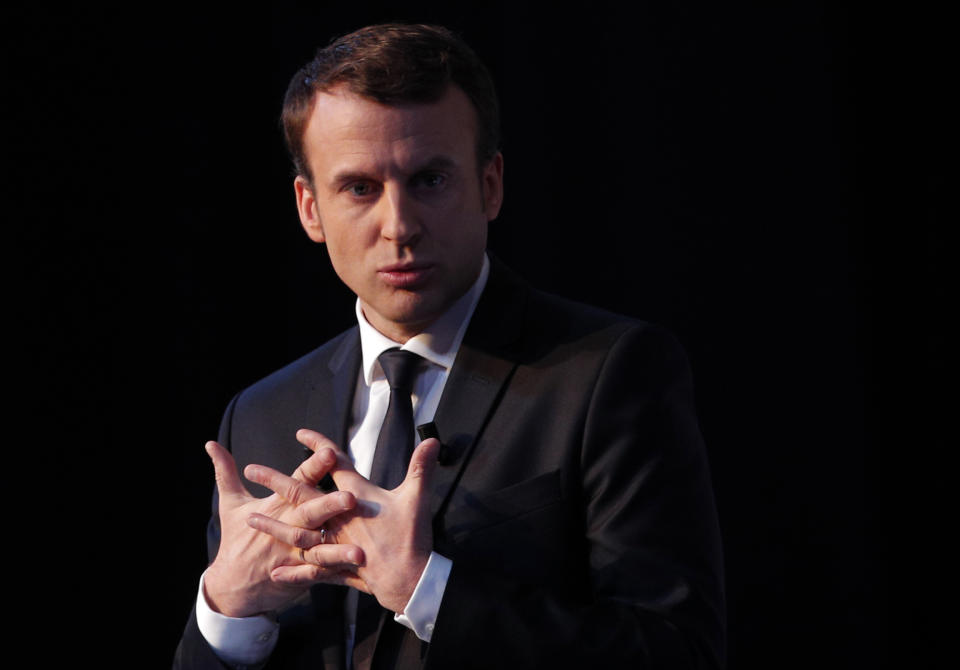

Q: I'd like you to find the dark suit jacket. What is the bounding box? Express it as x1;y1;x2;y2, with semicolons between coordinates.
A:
175;261;725;669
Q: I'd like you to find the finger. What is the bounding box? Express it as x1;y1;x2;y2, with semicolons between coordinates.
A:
319;440;375;493
401;438;441;494
290;444;337;486
205;441;250;503
247;513;325;548
295;429;341;456
290;490;358;528
247;490;355;540
243;463;328;507
270;565;370;592
302;542;365;568
295;430;354;489
297;428;360;481
299;429;379;496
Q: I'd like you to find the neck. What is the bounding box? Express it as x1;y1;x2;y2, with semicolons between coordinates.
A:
361;310;435;344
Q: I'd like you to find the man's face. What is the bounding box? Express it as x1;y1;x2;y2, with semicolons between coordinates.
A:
295;85;504;342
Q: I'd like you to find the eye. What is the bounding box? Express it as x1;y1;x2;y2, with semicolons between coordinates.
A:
413;172;447;190
346;181;374;197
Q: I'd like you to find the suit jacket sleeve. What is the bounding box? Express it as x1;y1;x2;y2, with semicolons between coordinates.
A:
174;335;355;670
426;323;725;669
173;394;240;670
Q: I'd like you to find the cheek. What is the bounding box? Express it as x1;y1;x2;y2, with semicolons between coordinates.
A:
440;216;487;258
323;212;376;250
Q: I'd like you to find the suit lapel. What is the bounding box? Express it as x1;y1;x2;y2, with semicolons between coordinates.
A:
306;327;362;451
429;261;529;519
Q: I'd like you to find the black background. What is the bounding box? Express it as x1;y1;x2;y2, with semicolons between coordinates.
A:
10;1;944;667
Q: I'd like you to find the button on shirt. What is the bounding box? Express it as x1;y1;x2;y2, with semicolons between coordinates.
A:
196;256;489;667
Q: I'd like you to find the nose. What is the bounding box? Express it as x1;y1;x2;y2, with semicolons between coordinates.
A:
379;185;422;246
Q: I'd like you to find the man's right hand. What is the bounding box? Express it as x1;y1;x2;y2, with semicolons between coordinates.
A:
202;440;366;618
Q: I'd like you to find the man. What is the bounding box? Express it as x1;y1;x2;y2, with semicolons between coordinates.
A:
175;23;724;669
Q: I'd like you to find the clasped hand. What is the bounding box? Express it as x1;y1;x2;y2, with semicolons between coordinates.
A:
248;429;440;615
205;429;440;618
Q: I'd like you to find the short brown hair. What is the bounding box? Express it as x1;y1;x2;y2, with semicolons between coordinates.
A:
281;23;500;184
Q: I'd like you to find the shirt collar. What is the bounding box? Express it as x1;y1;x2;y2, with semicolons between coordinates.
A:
356;254;490;386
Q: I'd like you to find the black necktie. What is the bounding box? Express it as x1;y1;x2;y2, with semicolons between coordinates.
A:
353;348;422;670
369;348;422;489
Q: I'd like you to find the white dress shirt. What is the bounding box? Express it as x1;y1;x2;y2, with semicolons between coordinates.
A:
196;256;489;667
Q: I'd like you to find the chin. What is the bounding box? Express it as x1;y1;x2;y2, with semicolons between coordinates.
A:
364;295;440;334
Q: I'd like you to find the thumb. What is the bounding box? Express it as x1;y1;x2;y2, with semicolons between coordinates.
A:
205;441;250;504
401;438;441;497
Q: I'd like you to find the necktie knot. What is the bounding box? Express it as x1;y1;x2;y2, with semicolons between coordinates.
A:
378;349;422;392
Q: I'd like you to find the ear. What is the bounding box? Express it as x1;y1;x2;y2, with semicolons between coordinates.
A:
481;152;504;221
294;175;325;243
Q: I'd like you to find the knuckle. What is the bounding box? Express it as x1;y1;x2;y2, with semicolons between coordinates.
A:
294;504;315;529
301;553;320;572
285;482;305;506
320;495;340;517
291;526;311;549
304;547;323;568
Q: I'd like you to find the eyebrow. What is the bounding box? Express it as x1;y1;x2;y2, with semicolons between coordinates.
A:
416;156;458;172
328;155;460;190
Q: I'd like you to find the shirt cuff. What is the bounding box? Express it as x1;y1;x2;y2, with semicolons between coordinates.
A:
195;570;279;667
393;552;452;642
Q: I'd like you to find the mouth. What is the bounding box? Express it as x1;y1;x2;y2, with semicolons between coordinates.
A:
377;262;436;289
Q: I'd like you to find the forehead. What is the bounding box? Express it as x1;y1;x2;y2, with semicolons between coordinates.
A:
302;85;478;176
